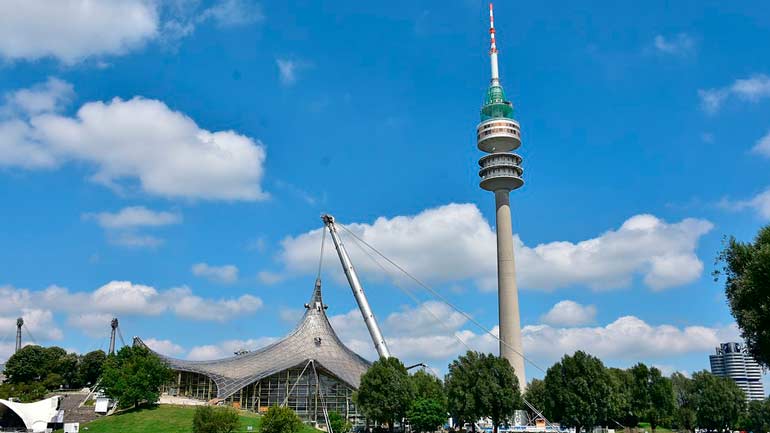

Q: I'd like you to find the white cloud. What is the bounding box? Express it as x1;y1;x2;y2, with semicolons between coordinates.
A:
326;302;738;372
0;0;158;63
540;300;596;327
109;232;165;248
187;337;276;360
276;59;301;85
751;131;770;158
83;206;181;249
0;309;63;342
719;188;770;220
192;263;239;284
520;317;739;362
84;206;181;229
699;74;770;114
0;281;263;324
0;80;269;201
257;270;284;285
144;338;185;356
199;0;263;27
653;33;695;56
67;313;114;338
277;203;712;292
171;287;262;321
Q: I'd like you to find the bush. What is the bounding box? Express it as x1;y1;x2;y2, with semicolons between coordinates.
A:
329;411;352;433
193;405;241;433
260;406;303;433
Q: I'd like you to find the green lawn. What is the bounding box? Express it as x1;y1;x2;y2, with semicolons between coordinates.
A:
71;404;320;433
636;422;675;433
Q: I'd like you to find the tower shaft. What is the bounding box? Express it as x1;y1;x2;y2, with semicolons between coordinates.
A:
495;191;525;389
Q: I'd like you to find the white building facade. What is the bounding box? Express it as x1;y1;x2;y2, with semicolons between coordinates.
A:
709;342;765;402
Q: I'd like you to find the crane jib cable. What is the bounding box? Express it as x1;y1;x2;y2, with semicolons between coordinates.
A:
335;221;555;427
336;221;547;375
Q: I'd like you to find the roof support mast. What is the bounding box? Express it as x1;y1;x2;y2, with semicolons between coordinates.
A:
321;214;391;359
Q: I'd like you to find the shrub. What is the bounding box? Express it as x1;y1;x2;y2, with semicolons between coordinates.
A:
329;411;352;433
193;405;241;433
260;405;303;433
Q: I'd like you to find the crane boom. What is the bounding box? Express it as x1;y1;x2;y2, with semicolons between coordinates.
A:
321;214;391;359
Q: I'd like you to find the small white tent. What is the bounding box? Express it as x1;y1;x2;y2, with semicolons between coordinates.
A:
0;396;62;432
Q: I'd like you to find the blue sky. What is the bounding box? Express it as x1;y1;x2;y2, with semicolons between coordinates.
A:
1;0;769;389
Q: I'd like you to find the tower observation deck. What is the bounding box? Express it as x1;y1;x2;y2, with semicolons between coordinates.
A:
477;3;526;391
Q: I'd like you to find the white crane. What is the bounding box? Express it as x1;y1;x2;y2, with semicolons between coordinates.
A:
321;214;391;359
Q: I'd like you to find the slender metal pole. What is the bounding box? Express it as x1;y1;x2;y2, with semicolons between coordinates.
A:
322;214;391;359
15;318;23;353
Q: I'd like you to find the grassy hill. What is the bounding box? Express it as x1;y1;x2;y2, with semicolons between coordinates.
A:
69;404;320;433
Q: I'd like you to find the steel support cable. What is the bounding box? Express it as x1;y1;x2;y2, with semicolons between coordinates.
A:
338;223;559;428
317;228;327;281
281;359;313;408
336;222;547;375
341;229;473;354
23;325;38;346
117;326;127;348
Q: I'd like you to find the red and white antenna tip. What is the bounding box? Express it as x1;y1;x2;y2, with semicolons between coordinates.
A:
489;3;497;54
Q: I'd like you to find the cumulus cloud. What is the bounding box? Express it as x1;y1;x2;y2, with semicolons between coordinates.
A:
84;206;181;229
326;301;738;372
277;203;712;292
0;0;158;63
540;300;597;327
1;282;264;330
653;33;695;56
83;206;182;248
519;317;739;362
0;79;269;201
66;313;115;338
0;309;63;342
144;338;185;356
187;337;276;361
0;0;263;63
751;131;770;158
699;74;770;114
719;188;770;220
192;263;239;284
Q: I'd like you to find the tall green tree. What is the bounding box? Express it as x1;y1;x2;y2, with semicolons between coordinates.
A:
671;372;696;433
691;371;745;432
630;364;674;433
354;357;415;432
100;346;173;408
407;398;447;433
543;351;613;433
446;351;484;431
479;354;521;433
522;379;547;420
739;399;770;433
715;225;770;368
411;370;446;410
78;350;107;387
607;368;636;430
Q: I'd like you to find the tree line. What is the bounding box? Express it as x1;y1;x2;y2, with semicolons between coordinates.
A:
354;351;770;433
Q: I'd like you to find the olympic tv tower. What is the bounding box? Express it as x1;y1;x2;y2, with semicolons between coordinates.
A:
476;3;526;390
